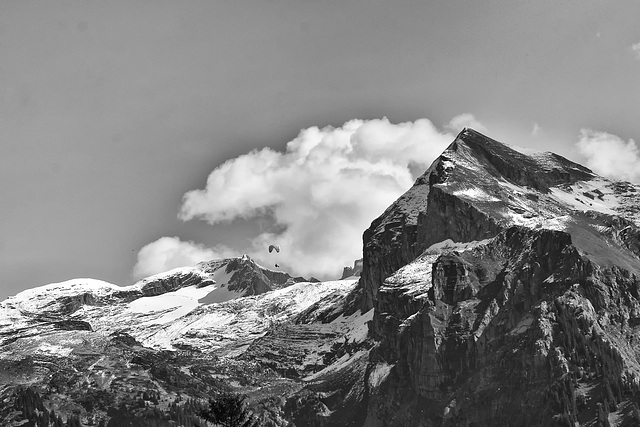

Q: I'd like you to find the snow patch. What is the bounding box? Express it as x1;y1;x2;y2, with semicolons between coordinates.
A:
453;187;501;202
549;179;618;216
198;285;244;305
128;284;219;324
36;342;73;357
133;266;198;286
368;362;393;388
424;238;492;254
305;349;368;381
11;278;119;302
330;309;373;343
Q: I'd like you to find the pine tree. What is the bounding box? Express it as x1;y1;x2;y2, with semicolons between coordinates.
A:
199;392;258;427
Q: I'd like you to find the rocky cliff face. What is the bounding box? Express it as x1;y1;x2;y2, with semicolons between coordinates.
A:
361;129;599;314
341;259;364;279
354;129;640;426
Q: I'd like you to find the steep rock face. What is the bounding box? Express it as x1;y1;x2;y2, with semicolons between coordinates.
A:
367;227;588;425
341;259;364;279
431;253;479;305
200;255;306;295
361;128;601;314
380;234;636;426
354;129;640;426
417;186;502;258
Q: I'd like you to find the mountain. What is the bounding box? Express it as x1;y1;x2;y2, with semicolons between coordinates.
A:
355;129;640;426
286;129;640;426
2;128;640;426
0;255;360;425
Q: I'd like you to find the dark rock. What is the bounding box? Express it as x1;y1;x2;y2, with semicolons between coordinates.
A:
341;259;363;279
52;319;92;331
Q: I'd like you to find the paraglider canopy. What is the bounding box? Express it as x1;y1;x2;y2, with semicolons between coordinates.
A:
268;244;280;254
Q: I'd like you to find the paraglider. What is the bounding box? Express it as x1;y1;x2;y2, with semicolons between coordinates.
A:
268;244;280;268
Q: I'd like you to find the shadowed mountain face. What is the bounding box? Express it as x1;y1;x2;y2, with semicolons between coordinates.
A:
2;129;640;426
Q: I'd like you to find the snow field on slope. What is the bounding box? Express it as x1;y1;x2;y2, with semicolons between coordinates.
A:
289;308;373;375
453;187;501;202
128;279;359;351
5;278;120;314
331;308;373;344
132;266;200;286
491;177;580;231
127;263;242;326
382;253;439;298
125;263;240;325
549;179;618;216
424;238;493;254
304;349;369;382
127;284;221;325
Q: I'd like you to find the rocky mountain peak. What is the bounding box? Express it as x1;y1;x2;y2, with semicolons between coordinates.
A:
435;127;594;192
350;129;640;426
361;128;640;310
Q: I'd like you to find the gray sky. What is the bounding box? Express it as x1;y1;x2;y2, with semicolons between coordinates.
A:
2;1;640;300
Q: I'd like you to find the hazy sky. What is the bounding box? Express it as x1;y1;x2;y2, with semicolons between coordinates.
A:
2;1;640;300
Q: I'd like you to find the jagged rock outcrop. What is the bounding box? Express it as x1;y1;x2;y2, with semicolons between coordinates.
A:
353;129;640;426
361;129;600;313
341;259;364;279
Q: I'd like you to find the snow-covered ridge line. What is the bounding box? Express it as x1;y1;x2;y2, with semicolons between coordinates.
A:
1;255;261;310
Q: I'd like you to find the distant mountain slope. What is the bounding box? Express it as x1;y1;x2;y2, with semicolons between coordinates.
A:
0;254;364;425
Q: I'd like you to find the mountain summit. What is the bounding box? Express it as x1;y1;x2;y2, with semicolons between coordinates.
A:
362;128;640;311
353;128;640;426
2;129;640;426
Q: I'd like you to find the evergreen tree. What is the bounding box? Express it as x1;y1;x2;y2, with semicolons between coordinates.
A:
199;392;258;427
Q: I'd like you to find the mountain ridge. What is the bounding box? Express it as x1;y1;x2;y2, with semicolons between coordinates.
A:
2;128;640;426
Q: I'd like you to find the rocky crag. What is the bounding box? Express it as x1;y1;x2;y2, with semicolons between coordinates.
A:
287;129;640;426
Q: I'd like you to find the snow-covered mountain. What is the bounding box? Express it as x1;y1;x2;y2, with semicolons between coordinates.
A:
2;128;640;426
0;256;347;353
0;255;366;425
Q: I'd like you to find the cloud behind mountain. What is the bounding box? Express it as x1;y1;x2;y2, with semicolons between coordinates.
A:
136;117;474;279
576;129;640;183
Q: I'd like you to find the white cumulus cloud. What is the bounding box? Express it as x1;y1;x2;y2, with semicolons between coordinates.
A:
576;129;640;183
445;113;488;134
133;236;235;279
174;117;462;279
